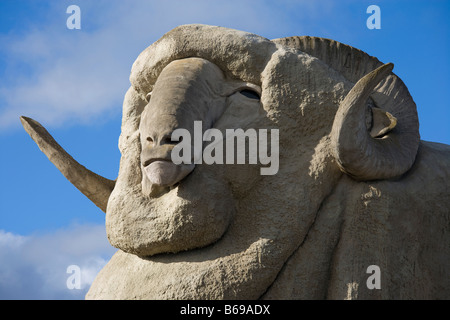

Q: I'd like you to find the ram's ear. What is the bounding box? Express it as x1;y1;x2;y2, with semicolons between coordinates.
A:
369;107;397;138
20;116;115;213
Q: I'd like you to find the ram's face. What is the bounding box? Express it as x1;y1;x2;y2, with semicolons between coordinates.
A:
105;57;267;257
138;57;262;198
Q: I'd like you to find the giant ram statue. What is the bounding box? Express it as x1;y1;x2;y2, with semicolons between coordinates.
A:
21;24;449;299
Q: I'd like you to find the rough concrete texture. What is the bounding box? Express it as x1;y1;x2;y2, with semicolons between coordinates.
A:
21;24;449;299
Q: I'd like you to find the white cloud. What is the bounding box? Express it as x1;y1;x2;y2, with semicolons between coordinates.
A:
0;224;116;300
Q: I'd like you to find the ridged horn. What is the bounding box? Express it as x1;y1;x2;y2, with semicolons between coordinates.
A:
330;63;419;180
20;116;115;212
272;36;420;180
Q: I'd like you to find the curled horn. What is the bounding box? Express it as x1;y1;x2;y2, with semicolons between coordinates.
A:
20;116;115;212
273;36;420;181
330;63;420;180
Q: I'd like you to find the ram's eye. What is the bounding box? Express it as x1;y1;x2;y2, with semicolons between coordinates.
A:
239;89;260;100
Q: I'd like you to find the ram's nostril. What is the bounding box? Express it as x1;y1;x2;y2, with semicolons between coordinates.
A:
147;137;154;143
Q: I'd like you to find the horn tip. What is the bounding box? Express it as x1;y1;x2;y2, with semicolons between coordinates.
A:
20;116;33;132
20;115;36;127
20;116;42;136
20;115;29;124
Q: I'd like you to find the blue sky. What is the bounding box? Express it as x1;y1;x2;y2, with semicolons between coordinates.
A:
0;0;449;299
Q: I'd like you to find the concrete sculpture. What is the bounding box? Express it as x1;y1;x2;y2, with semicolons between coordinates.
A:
21;24;449;299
